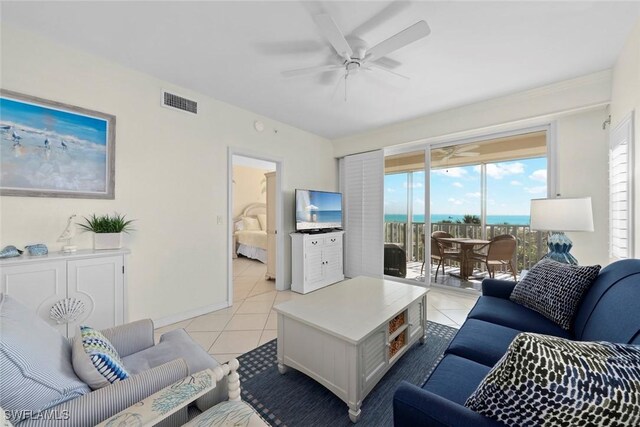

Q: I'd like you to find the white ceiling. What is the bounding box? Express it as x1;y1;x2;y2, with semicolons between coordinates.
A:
2;1;639;139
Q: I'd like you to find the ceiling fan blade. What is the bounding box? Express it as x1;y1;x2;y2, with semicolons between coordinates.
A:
372;56;403;70
351;0;411;37
318;68;342;85
314;14;353;60
456;144;480;153
366;20;431;61
282;64;342;78
455;152;480;157
364;63;410;80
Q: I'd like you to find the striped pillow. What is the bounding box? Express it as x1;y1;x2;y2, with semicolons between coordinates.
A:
72;325;129;390
0;294;90;424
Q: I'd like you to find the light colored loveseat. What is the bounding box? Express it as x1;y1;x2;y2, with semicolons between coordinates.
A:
0;293;228;426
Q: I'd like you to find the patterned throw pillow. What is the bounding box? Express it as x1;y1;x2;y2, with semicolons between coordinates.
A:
71;325;129;390
465;333;640;427
510;258;600;330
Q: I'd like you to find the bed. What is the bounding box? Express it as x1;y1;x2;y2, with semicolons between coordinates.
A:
234;203;268;263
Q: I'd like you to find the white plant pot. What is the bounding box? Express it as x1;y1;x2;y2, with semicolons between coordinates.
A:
94;233;122;250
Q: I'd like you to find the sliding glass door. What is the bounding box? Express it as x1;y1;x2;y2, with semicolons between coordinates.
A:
384;129;551;292
384;151;427;282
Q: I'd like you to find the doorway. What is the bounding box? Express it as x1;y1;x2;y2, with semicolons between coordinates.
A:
228;152;282;305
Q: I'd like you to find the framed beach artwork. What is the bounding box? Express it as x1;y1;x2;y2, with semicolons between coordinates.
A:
0;89;116;199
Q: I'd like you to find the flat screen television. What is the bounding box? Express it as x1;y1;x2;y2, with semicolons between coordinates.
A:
295;189;343;232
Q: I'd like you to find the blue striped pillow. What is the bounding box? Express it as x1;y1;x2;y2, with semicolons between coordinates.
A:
72;326;129;390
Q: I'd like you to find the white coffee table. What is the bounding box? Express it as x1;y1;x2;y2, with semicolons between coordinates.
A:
273;276;428;423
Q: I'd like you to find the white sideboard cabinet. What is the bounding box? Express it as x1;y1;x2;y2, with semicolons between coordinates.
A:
0;249;129;338
290;231;344;294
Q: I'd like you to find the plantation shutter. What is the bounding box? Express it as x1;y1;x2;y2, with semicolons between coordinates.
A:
609;112;635;259
341;151;384;278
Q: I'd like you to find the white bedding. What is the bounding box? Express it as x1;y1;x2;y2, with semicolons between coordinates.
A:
235;230;268;250
237;244;267;264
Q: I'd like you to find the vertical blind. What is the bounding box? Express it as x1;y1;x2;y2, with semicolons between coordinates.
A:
341;151;384;278
609;113;635;259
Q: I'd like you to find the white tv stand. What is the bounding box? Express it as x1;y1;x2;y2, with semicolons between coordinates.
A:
290;230;344;294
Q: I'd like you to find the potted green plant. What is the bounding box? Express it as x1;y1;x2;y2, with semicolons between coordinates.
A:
78;213;135;250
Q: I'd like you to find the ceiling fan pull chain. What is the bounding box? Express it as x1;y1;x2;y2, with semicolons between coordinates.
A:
344;73;349;102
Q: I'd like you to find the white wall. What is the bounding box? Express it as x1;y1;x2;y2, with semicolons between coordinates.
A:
0;26;337;323
556;109;609;265
232;165;269;219
332;71;611;158
332;74;612;266
610;18;640;257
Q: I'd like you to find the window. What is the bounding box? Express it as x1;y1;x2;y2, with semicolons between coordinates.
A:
609;113;635;259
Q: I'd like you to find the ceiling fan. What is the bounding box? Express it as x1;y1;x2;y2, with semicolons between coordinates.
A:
282;12;431;99
433;145;481;161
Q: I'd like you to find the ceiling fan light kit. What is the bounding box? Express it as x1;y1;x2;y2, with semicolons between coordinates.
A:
283;10;431;100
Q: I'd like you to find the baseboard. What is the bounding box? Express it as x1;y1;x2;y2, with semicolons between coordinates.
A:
154;300;230;328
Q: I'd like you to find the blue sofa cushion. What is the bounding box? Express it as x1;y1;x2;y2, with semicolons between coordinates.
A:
465;333;640;427
467;296;574;338
510;259;600;330
573;259;640;344
422;354;491;406
445;319;524;367
394;382;505;427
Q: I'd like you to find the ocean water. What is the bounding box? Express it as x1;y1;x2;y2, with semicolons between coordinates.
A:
385;214;530;225
0;121;107;192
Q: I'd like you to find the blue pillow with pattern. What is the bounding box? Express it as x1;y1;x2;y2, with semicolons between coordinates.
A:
71;325;129;390
465;333;640;426
510;258;600;330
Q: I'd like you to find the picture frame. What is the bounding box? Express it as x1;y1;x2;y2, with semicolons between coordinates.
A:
0;89;116;199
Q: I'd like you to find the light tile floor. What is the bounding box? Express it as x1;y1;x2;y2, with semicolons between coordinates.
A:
155;257;479;363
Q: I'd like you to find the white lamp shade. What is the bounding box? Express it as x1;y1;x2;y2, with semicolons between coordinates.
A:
530;197;594;232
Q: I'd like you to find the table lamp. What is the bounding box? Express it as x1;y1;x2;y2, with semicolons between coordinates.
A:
530;197;594;265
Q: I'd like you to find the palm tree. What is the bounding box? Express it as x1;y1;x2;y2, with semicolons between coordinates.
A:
456;214;481;225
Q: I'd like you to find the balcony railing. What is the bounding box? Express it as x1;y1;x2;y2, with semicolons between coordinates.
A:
384;221;546;273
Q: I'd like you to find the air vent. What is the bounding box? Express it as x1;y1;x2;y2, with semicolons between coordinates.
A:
162;91;197;114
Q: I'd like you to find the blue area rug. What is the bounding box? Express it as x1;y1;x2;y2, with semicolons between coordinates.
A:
237;321;457;427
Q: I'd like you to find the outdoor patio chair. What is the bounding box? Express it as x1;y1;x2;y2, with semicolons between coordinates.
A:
423;236;461;279
468;234;517;281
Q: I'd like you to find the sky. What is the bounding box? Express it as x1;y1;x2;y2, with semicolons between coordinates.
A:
307;190;342;211
0;96;107;145
385;157;547;217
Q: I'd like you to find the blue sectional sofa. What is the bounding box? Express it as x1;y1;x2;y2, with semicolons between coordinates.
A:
393;258;640;427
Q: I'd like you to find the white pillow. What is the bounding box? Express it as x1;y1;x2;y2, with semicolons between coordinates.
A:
234;220;244;231
242;217;260;231
257;214;267;231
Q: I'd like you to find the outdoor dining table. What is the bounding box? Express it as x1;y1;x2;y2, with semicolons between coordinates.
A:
436;237;490;280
